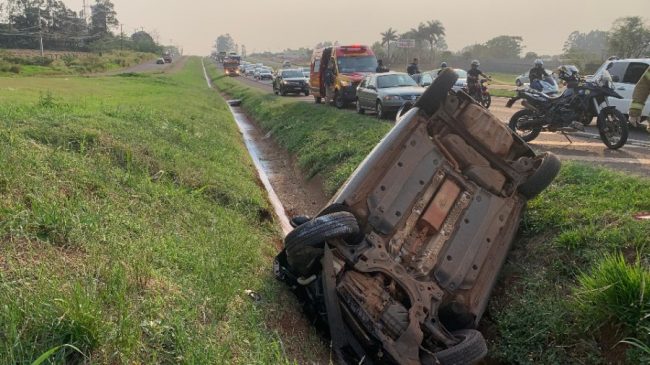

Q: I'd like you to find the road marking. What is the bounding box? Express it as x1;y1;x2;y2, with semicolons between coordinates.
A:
559;155;650;165
530;140;649;150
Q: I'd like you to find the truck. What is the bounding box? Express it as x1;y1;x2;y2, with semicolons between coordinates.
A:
309;44;377;108
223;58;241;77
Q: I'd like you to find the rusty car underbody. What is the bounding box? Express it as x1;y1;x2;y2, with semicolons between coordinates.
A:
275;69;561;365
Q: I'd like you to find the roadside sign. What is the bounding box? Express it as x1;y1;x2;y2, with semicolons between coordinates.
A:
396;39;416;49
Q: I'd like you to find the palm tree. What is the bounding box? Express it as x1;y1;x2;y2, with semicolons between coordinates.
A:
422;20;446;62
380;27;398;63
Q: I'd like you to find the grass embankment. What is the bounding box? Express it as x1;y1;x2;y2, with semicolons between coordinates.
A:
209;62;650;364
0;50;155;76
0;57;325;364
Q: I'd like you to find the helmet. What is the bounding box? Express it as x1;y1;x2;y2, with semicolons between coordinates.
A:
471;60;480;68
534;59;543;67
440;62;448;68
557;65;579;80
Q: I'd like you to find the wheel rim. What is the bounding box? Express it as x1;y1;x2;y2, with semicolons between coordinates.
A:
602;112;623;145
335;93;344;108
513;113;538;139
377;103;382;118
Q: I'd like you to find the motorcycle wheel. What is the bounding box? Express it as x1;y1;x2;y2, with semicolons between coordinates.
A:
597;108;628;150
481;93;491;109
508;109;542;142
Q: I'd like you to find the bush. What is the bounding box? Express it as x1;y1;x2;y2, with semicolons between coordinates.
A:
575;254;650;334
9;65;21;74
30;56;54;66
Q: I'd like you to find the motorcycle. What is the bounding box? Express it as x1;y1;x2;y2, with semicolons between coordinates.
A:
506;73;628;149
464;78;491;109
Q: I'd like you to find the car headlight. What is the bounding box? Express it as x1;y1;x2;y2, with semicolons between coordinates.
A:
383;95;401;101
340;80;351;87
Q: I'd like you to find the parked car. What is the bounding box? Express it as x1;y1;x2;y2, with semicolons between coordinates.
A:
282;61;292;68
413;69;468;92
156;58;165;65
356;72;425;119
273;69;310;96
258;68;273;81
245;67;256;76
588;58;650;118
275;70;561;365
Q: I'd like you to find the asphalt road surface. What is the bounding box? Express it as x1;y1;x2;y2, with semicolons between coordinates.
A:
230;72;650;177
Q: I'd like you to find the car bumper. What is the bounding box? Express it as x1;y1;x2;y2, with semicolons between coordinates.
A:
282;84;308;92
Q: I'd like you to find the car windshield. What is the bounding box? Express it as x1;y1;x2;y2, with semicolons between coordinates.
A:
377;74;418;88
337;56;378;73
454;69;467;78
282;70;303;78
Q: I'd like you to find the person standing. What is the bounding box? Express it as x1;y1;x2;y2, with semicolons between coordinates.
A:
376;59;389;73
407;58;420;75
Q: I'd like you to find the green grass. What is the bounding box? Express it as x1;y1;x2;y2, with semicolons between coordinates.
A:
489;72;519;85
0;51;156;77
0;57;325;364
209;61;650;364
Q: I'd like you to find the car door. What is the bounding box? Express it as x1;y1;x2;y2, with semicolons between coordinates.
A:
357;77;369;108
367;76;378;109
607;61;632;113
618;62;650;116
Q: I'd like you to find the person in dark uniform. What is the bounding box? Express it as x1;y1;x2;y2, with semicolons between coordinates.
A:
324;59;336;103
407;58;420;75
529;59;549;91
376;59;389;73
438;61;448;76
467;60;489;96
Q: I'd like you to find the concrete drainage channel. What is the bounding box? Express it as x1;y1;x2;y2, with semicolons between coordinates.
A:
201;59;329;237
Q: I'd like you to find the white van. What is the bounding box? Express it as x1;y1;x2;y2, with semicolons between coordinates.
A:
590;58;650;117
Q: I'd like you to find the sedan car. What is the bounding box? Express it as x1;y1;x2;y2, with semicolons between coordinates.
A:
276;69;561;365
258;68;273;81
156;58;165;65
414;68;468;91
273;69;310;96
356;72;426;119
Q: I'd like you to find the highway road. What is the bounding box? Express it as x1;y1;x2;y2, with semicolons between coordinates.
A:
231;72;650;177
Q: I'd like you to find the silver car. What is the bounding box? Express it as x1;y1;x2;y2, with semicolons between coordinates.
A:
415;69;468;91
356;72;426;119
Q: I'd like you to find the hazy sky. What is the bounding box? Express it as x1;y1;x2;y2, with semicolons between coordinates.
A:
63;0;650;56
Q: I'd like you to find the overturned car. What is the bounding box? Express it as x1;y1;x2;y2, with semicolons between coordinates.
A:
274;69;561;365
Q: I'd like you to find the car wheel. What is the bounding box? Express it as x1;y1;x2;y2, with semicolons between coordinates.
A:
415;68;458;116
356;100;365;114
376;101;384;119
516;79;522;87
433;330;488;365
517;152;561;199
284;212;359;277
334;91;345;109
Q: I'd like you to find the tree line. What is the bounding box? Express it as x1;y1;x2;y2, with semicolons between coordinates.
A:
374;16;649;72
0;0;166;54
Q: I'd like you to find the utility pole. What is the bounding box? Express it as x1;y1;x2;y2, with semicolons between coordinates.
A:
38;8;44;57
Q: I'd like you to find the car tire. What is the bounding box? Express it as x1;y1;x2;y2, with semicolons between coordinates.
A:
334;91;345;109
433;329;488;365
376;101;385;119
284;212;359;277
517;152;561;199
356;100;365;114
516;79;522;87
415;68;458;116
